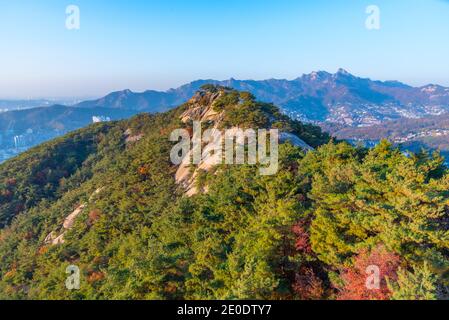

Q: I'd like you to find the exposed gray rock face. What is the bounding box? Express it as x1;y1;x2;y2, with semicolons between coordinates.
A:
43;188;104;246
176;91;226;196
44;231;58;245
63;204;86;230
125;134;144;143
174;89;314;196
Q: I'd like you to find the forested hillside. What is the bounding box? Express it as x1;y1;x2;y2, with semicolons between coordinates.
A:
0;86;447;300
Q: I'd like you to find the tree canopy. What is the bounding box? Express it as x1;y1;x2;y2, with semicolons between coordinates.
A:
0;88;447;300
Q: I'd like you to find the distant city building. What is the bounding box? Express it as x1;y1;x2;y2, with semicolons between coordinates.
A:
14;135;24;149
92;116;111;123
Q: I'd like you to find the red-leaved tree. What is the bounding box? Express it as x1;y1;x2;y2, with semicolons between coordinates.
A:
337;245;400;300
292;221;312;254
292;220;326;299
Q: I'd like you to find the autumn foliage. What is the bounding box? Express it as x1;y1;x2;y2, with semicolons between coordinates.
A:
87;271;105;284
337;246;401;300
88;209;102;226
292;221;312;254
293;267;325;300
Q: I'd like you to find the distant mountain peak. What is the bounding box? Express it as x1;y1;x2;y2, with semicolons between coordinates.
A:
66;71;449;126
336;68;351;75
304;70;332;81
333;68;358;81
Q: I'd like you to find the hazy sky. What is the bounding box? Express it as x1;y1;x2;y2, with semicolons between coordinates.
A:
1;0;448;98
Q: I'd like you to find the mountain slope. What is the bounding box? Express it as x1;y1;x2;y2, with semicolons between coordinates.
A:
0;86;329;227
0;86;447;300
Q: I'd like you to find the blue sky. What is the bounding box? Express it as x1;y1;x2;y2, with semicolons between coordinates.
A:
0;0;448;98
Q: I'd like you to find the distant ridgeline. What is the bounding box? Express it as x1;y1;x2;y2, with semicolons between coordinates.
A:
2;70;449;163
0;86;447;300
